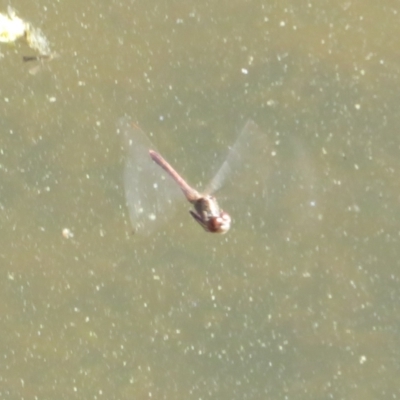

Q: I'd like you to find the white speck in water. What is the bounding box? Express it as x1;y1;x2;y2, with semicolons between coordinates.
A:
62;228;74;239
241;68;248;74
148;213;156;221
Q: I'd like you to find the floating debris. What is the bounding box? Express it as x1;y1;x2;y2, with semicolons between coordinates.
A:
0;7;26;43
0;6;55;69
23;52;58;75
23;54;51;62
25;25;52;56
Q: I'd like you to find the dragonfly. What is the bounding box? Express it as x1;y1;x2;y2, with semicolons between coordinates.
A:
149;149;231;233
118;117;269;235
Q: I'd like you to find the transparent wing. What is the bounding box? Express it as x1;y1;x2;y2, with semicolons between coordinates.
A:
205;120;271;196
118;117;182;235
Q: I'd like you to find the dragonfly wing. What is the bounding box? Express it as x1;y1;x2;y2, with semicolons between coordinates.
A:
205;120;270;195
118;117;182;235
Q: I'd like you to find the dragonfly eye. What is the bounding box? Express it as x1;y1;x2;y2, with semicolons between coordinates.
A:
212;212;231;234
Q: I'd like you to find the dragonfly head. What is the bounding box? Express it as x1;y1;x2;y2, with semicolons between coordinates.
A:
209;211;231;234
189;210;231;233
